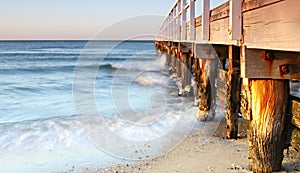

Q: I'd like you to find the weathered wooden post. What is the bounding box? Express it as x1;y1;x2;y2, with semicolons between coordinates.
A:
193;58;201;106
179;46;193;96
169;46;177;77
247;79;289;172
225;45;241;139
240;48;298;172
166;44;172;66
196;45;218;121
175;47;181;79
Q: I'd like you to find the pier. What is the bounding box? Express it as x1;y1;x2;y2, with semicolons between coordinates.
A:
154;0;300;172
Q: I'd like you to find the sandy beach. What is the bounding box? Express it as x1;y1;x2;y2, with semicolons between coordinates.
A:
87;119;300;173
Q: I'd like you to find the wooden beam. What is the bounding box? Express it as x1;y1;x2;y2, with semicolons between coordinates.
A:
242;0;283;12
241;47;300;79
210;1;229;22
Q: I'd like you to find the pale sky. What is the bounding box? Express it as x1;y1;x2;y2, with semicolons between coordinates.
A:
0;0;226;40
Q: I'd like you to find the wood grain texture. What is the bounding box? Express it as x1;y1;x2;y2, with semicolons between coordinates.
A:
210;1;230;22
242;0;283;12
225;45;241;139
216;69;228;100
241;48;300;79
209;17;237;45
248;79;289;172
290;128;300;151
243;0;300;51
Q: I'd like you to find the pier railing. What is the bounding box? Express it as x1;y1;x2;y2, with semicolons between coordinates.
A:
157;0;242;42
156;0;300;52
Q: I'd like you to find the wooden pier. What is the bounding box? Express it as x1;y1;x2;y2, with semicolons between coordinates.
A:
154;0;300;172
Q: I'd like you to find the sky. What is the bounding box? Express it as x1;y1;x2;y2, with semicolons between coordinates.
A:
0;0;226;40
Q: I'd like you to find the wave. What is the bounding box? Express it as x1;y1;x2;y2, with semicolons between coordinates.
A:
134;75;170;87
0;116;84;152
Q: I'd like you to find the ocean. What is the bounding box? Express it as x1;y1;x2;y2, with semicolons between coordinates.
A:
3;40;297;172
0;40;207;172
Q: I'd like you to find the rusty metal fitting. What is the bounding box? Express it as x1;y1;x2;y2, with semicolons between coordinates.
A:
263;51;274;62
279;64;289;75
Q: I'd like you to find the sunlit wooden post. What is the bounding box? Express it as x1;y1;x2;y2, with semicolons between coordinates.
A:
248;79;289;172
240;47;296;172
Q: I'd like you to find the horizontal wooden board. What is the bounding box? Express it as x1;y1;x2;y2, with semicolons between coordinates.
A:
195;16;202;27
208;17;238;45
242;0;283;12
210;1;230;22
241;48;300;79
243;0;300;52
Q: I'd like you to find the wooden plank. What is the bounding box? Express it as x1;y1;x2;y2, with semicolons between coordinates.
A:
243;0;300;52
242;0;283;12
210;1;229;22
195;16;202;27
241;47;300;79
209;17;237;45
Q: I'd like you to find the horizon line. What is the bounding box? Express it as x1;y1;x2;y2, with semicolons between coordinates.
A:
0;39;155;41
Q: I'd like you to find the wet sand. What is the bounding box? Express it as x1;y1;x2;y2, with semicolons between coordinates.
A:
83;118;300;173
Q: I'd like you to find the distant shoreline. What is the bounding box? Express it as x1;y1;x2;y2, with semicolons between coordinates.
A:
0;40;155;42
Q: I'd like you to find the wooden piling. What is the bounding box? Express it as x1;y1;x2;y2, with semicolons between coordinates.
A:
225;45;241;139
247;79;289;172
197;58;217;121
179;47;193;96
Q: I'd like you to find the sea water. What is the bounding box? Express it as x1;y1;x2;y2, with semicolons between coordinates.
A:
0;40;203;172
